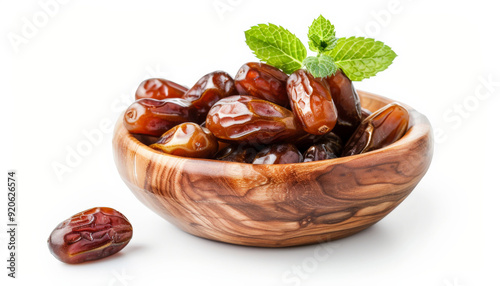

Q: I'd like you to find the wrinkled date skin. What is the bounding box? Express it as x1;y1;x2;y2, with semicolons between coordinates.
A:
206;95;304;144
318;132;343;156
303;133;343;162
47;207;132;264
342;103;410;156
252;144;303;164
303;144;336;162
135;78;187;100
215;144;259;163
326;70;363;141
124;98;198;136
183;71;238;118
234;62;289;107
150;123;218;158
287;69;338;135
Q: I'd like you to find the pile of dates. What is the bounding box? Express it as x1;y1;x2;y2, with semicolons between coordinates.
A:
124;62;410;164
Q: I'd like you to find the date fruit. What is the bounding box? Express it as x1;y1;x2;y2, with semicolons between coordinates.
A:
303;144;336;162
287;69;338;135
342;103;409;156
234;62;289;107
302;133;341;162
150;122;218;158
326;70;363;141
206;95;304;144
124;65;410;164
215;144;259;163
135;78;187;100
124;98;198;136
47;207;132;264
320;132;344;156
183;71;238;118
252;144;303;164
361;107;372;120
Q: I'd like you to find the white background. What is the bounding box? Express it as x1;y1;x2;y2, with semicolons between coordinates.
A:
1;0;499;285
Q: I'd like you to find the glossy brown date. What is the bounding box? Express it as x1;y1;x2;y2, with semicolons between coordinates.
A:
206;95;304;144
47;207;132;264
215;144;259;163
150;123;218;158
326;70;363;141
135;78;187;100
361;107;372;120
342;103;409;156
287;69;338;135
252;144;303;164
320;132;343;156
303;133;343;162
124;98;198;137
303;144;336;162
234;62;289;107
183;71;238;118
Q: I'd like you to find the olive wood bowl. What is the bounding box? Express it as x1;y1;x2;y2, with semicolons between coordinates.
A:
112;91;433;247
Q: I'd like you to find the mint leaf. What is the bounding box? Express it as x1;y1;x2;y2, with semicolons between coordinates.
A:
325;36;397;81
245;24;307;74
304;55;337;78
308;15;337;52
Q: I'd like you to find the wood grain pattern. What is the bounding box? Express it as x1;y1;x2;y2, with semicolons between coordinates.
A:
112;91;433;247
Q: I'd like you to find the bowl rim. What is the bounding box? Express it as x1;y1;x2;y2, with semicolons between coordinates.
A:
115;90;432;168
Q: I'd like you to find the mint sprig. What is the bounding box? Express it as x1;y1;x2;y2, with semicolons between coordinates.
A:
244;15;397;80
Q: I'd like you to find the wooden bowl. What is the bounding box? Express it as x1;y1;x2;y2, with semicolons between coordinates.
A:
112;91;433;247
